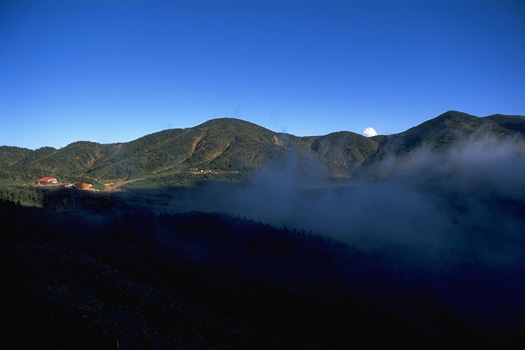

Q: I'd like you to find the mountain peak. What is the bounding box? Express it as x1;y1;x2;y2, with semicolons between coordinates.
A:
1;111;524;186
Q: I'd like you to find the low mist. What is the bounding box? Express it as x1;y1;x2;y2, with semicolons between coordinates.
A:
168;134;525;264
180;133;523;341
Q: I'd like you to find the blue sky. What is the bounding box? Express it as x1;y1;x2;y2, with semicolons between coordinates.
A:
1;0;524;149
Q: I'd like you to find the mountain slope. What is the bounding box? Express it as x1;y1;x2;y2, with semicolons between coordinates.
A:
311;131;379;175
484;114;525;134
0;118;339;183
1;112;524;185
85;118;302;181
364;110;525;164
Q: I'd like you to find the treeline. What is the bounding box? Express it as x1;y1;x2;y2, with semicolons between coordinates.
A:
0;185;44;206
0;184;104;209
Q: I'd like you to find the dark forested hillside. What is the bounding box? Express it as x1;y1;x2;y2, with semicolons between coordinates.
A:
2;184;524;348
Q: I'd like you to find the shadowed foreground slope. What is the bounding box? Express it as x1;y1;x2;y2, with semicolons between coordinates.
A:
2;188;524;349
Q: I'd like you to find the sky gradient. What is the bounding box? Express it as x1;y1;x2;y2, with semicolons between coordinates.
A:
1;0;524;149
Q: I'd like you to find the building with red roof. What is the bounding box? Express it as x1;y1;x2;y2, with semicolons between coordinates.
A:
36;177;58;185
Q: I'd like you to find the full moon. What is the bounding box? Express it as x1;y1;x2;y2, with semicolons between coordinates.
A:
363;127;378;137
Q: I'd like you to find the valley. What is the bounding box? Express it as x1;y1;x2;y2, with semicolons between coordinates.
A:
1;110;525;348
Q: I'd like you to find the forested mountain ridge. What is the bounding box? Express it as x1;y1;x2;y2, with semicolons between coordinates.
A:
1;111;524;186
366;111;525;162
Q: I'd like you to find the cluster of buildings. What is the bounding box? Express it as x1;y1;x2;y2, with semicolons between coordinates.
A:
188;168;212;174
35;177;94;190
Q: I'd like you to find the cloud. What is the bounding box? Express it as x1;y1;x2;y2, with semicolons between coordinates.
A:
363;127;378;137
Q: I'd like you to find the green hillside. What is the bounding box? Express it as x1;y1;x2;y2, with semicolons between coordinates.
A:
0;118;344;186
484;114;525;134
1;112;524;189
364;111;525;164
311;131;379;175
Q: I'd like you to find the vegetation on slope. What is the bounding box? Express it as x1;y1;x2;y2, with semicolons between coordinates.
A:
1;112;524;186
311;131;379;175
361;111;525;170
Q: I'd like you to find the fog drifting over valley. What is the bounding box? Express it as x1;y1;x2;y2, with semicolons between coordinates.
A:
165;134;525;265
156;133;525;340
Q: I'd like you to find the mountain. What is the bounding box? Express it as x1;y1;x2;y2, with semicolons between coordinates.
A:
367;111;525;159
1;111;524;186
310;131;379;176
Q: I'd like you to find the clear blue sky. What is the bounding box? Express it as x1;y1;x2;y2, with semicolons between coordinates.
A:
1;0;524;149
